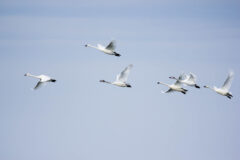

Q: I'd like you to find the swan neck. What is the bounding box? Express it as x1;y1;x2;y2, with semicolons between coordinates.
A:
88;45;99;50
27;74;39;79
158;82;169;87
100;80;112;84
104;80;111;84
206;86;215;91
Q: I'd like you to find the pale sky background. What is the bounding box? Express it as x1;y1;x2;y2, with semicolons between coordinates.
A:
0;0;240;160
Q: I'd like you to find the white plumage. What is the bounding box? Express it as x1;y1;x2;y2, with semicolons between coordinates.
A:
100;64;133;88
85;40;121;57
204;71;234;99
169;73;200;88
24;73;56;90
157;78;188;94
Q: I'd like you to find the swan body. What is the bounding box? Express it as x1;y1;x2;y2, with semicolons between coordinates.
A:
24;73;56;90
169;73;200;88
85;41;121;57
100;64;133;88
204;71;234;99
157;79;188;94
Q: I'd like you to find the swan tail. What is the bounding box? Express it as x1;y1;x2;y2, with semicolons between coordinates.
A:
183;88;188;92
113;52;121;57
181;89;188;94
195;84;200;88
226;93;233;98
227;96;232;99
126;84;132;88
50;79;56;82
181;91;187;94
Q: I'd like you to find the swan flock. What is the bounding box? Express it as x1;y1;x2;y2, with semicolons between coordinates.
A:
25;40;234;99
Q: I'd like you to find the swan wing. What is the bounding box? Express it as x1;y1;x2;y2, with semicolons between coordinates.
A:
221;71;234;91
178;73;187;81
34;81;43;90
174;80;182;87
105;40;116;51
189;73;197;82
162;89;174;93
116;64;133;82
40;75;51;82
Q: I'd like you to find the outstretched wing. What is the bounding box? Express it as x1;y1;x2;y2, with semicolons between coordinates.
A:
174;80;182;87
116;64;133;82
161;89;174;93
178;73;187;81
34;81;43;90
189;73;197;82
105;41;116;51
221;71;234;91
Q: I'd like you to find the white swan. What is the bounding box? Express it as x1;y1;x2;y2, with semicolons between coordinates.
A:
85;40;121;57
100;64;133;88
204;71;234;99
24;73;56;90
157;78;188;94
169;73;200;88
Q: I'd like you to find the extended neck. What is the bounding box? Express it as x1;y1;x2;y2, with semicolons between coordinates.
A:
204;85;215;91
100;80;112;84
157;82;170;87
86;44;99;50
26;73;39;79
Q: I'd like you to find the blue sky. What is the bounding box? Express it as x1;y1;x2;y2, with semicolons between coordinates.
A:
0;0;240;160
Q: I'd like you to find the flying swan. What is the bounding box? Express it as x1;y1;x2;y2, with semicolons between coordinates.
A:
169;73;200;88
100;64;133;87
157;78;188;94
24;73;56;90
204;71;234;99
85;40;121;57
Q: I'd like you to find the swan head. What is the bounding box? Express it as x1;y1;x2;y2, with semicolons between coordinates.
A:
99;80;105;83
157;82;161;84
203;85;209;88
85;44;89;47
24;73;30;76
